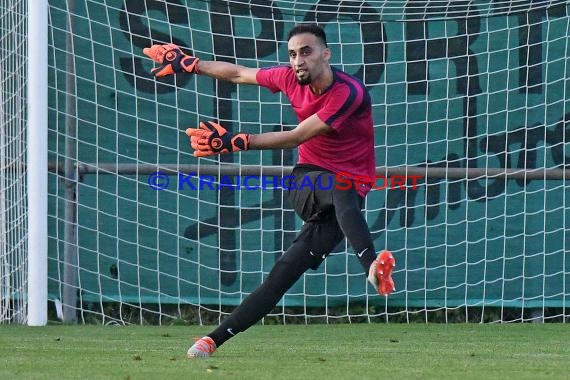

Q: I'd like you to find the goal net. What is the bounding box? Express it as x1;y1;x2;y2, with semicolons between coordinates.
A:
41;0;570;324
0;0;28;324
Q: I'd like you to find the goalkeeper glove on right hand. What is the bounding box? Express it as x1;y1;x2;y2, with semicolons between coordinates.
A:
186;121;250;158
143;43;200;77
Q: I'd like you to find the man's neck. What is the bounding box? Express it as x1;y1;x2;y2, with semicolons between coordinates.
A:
309;66;333;95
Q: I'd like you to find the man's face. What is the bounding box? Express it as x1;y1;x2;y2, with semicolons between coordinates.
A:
287;33;330;85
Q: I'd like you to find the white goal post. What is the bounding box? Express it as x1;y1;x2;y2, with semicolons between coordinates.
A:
26;0;48;326
0;0;48;325
2;0;570;325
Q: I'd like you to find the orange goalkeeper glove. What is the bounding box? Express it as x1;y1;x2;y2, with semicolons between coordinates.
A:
186;121;250;158
143;43;199;77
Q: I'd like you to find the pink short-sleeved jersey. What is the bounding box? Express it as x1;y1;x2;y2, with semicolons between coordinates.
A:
256;65;376;196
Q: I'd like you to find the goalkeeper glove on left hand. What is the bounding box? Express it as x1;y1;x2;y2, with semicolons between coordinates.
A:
186;122;250;158
143;43;199;77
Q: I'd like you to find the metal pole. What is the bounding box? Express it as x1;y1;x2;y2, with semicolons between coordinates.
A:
62;0;78;324
27;0;48;326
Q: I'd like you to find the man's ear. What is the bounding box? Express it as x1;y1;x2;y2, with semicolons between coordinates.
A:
323;47;331;62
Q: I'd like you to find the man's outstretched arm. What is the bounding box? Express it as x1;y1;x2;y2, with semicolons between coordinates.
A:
248;114;331;149
196;60;259;85
143;43;259;84
187;114;331;157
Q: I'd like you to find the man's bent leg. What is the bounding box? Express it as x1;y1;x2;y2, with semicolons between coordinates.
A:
203;218;344;351
314;181;378;272
206;239;315;348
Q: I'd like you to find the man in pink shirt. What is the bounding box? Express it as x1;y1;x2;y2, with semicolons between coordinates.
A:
144;24;395;358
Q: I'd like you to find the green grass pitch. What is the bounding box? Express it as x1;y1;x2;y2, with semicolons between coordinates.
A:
1;323;569;379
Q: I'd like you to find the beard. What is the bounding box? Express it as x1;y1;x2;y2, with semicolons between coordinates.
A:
296;73;312;85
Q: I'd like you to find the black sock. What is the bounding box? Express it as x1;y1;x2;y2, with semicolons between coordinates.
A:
335;205;377;272
208;241;313;347
355;245;377;272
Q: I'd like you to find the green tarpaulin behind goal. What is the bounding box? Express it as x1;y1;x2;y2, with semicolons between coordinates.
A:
47;0;570;311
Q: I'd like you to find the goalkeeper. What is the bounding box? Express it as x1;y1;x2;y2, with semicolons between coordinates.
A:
144;24;396;359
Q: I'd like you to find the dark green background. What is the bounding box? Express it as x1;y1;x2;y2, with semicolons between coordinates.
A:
47;1;570;309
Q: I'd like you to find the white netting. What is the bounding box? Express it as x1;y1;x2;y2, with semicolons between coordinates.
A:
0;0;28;324
45;0;570;324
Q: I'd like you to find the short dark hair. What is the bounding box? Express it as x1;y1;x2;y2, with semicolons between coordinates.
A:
287;24;328;47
